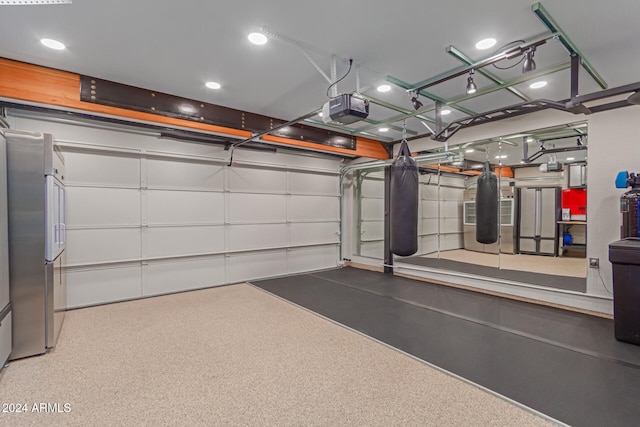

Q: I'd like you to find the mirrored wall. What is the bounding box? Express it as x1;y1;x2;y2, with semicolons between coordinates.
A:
353;121;588;292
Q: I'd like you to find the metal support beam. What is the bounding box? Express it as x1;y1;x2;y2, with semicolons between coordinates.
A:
447;62;571;105
566;81;640;105
361;63;569;136
408;33;554;92
432;99;567;142
386;75;476;116
383;166;393;274
358;94;436;127
435;101;443;135
446;45;530;102
532;2;607;89
570;52;580;100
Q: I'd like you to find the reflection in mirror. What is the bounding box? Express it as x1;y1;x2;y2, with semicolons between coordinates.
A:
398;121;588;293
353;167;385;259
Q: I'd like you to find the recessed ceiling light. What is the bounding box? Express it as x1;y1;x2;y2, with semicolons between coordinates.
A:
475;38;496;50
379;127;389;132
205;81;221;89
529;81;547;89
465;148;475;153
526;137;534;142
441;109;451;115
377;84;391;93
248;32;267;45
495;155;508;159
318;112;323;117
567;157;575;161
40;38;65;50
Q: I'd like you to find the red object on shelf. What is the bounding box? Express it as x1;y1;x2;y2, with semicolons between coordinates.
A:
562;188;587;218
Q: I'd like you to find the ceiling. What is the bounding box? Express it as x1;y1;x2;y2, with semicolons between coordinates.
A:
0;0;638;147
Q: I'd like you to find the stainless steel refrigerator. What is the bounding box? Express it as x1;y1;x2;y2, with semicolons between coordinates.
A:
0;131;12;366
516;186;561;256
4;130;67;360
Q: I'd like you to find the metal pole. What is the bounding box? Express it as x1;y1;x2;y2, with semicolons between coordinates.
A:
570;52;580;101
230;109;322;150
384;166;393;273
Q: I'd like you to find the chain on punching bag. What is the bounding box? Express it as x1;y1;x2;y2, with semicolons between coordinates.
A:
476;160;499;244
390;137;418;256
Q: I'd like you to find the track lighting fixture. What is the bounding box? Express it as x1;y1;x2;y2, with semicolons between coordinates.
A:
466;69;477;95
522;46;537;73
409;91;423;110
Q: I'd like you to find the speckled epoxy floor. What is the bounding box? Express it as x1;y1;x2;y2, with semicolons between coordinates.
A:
0;283;554;426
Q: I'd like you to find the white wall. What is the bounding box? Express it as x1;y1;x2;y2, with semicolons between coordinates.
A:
9;115;343;308
587;106;640;297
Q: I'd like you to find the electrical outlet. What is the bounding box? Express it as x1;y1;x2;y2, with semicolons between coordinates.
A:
589;258;600;268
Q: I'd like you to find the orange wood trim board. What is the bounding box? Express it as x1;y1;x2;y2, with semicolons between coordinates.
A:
0;58;388;159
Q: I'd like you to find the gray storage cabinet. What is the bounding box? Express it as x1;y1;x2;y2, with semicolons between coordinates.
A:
609;238;640;345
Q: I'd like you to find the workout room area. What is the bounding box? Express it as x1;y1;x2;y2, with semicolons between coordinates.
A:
1;1;640;426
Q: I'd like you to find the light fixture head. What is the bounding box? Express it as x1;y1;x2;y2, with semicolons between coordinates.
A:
40;38;65;50
377;84;391;93
522;46;536;73
248;32;268;45
441;109;451;115
475;38;497;50
379;127;389;132
466;69;477;95
205;81;221;89
409;91;423;110
465;148;475;153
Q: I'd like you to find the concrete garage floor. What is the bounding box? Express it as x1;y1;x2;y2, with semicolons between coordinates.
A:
0;282;552;426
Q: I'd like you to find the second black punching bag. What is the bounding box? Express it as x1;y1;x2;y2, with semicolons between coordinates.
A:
390;141;418;256
476;161;499;244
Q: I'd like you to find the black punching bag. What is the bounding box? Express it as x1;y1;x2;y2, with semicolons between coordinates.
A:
476;161;499;244
390;141;418;256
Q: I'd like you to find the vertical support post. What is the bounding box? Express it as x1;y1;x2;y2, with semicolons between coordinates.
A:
570;52;580;101
435;100;443;136
384;166;393;273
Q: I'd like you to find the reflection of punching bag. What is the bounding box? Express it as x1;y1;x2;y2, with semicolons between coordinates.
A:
476;161;499;244
390;141;418;256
